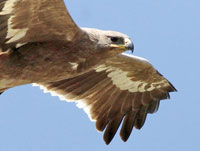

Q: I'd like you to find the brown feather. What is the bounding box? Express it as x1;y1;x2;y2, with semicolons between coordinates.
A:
0;0;83;52
107;90;127;118
121;92;134;115
89;85;116;120
103;114;124;145
141;91;153;105
96;111;109;132
120;110;138;142
147;100;160;113
68;72;108;98
150;89;169;100
35;54;176;144
132;93;142;111
46;72;92;89
134;106;148;129
76;78;112;102
79;79;112;106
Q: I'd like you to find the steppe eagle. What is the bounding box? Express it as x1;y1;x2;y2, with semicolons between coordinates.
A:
0;0;176;145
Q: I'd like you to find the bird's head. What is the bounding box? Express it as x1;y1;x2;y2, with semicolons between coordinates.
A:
81;28;134;57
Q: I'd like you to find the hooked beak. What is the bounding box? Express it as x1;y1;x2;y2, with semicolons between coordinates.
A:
125;38;134;53
110;38;134;53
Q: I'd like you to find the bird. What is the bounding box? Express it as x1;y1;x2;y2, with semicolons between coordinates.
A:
0;0;176;145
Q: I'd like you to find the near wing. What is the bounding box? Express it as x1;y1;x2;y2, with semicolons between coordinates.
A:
0;0;81;51
35;53;177;144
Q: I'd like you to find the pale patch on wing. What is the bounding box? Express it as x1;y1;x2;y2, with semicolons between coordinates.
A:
95;64;109;72
69;62;78;70
6;16;28;43
15;42;27;48
0;0;19;15
0;0;28;43
94;65;168;92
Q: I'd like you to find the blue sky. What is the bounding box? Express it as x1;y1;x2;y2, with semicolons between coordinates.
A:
0;0;199;151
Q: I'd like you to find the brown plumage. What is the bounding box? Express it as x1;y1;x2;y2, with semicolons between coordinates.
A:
0;0;176;144
35;54;176;144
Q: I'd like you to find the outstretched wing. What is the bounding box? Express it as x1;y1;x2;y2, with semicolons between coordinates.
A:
35;53;176;144
0;0;82;51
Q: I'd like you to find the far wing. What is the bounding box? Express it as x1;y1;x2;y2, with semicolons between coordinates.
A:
35;53;176;144
0;0;82;51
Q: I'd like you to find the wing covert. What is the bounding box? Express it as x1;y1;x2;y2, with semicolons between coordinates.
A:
0;0;82;51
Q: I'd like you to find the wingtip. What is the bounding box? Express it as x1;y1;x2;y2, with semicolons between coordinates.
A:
103;135;113;145
134;123;144;130
157;70;177;92
168;81;178;92
120;132;130;142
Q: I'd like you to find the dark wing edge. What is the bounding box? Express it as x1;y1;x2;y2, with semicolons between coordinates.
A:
34;53;177;144
0;0;82;51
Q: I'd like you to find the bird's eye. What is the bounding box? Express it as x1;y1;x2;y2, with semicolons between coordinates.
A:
110;37;118;42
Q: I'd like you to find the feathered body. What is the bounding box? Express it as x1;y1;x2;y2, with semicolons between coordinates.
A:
0;0;176;145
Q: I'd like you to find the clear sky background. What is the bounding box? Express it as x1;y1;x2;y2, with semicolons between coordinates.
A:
0;0;199;151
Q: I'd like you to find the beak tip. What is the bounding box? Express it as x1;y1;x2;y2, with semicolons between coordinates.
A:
131;43;134;53
125;38;134;52
128;42;134;53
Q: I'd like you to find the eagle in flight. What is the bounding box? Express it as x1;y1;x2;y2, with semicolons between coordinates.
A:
0;0;176;145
